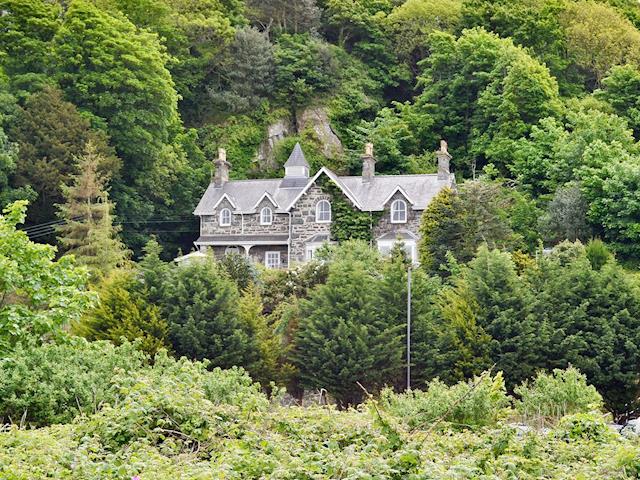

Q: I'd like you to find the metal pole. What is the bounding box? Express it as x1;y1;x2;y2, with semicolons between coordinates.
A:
407;266;412;391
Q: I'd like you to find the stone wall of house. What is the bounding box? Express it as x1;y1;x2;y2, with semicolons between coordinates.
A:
249;245;289;268
372;190;422;241
289;184;333;262
200;196;290;236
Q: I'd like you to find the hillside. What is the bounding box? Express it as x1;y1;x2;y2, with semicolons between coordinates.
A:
3;0;640;260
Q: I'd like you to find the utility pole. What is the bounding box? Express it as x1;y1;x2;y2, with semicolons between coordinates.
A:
407;265;412;391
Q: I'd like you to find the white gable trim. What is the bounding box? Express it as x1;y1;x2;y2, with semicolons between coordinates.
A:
285;167;362;211
381;186;416;207
211;193;238;210
252;191;279;210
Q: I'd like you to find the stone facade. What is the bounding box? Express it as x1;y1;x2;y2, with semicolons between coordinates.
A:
289;185;333;261
372;190;422;241
194;141;456;268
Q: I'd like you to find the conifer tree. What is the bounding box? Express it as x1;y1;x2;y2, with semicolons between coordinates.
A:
56;141;129;281
294;241;404;407
76;270;169;356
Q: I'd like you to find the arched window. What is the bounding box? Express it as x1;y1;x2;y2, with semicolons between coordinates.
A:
260;207;273;225
391;199;407;223
315;200;331;223
219;208;232;226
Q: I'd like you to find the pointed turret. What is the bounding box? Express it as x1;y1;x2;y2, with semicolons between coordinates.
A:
284;142;310;178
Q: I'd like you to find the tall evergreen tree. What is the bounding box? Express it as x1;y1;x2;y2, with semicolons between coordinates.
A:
56;141;129;281
294;241;404;406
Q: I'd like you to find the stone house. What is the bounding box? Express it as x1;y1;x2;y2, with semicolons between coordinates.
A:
192;142;456;268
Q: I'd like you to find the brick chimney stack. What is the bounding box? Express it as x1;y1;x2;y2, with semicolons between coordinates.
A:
362;142;376;183
213;147;230;187
437;140;451;180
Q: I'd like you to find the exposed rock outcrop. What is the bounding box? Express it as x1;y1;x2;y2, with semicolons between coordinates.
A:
296;106;343;158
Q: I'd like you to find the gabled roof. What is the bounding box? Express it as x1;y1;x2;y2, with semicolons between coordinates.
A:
252;192;279;210
284;167;362;211
381;185;416;207
284;142;309;168
211;193;238;210
193;145;455;216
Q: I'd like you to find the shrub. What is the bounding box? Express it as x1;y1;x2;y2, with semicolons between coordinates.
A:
554;413;612;442
515;367;604;421
0;338;146;426
381;371;511;429
78;352;268;450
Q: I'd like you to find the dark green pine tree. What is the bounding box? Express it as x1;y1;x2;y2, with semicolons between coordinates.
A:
160;258;258;369
293;241;404;407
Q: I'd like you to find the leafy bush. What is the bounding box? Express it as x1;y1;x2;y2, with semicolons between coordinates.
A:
515;367;604;422
381;371;511;429
0;338;146;426
554;413;612;443
77;352;268;450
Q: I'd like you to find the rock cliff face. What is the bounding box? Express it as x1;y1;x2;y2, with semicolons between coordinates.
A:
295;106;343;158
256;106;343;168
256;117;291;168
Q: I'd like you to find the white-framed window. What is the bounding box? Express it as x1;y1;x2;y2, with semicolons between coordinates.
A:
260;207;273;225
265;251;281;269
219;208;232;226
316;200;331;223
391;199;407;223
377;240;417;263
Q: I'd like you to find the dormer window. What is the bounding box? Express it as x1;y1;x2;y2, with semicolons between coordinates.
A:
219;208;232;226
316;200;331;223
391;199;407;223
260;207;273;225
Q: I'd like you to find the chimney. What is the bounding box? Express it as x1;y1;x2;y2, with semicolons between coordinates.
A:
213;147;230;187
362;142;376;183
436;140;451;180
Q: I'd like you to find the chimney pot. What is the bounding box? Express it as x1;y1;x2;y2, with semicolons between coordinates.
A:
362;143;376;183
436;140;451;180
213;148;230;187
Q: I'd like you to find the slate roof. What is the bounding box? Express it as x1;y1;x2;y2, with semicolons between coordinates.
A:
194;156;455;215
284;142;309;167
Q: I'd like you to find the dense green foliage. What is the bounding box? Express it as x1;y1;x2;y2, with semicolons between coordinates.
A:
5;0;640;474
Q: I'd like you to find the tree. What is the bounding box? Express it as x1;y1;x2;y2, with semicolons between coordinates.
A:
417;279;493;385
274;33;339;116
581;157;640;257
209;27;275;113
419;188;465;272
10;86;119;226
529;248;640;413
463;246;545;387
562;1;640;88
247;0;320;35
160;258;258;368
0;201;94;353
237;283;291;387
511;102;637;196
539;183;592;244
76;270;169;356
419;181;520;274
102;0;238;123
56;141;129;281
599;64;640;137
293;241;404;406
0;0;60;96
460;0;576;93
385;0;462;64
53;0;179;180
411;27;560;175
